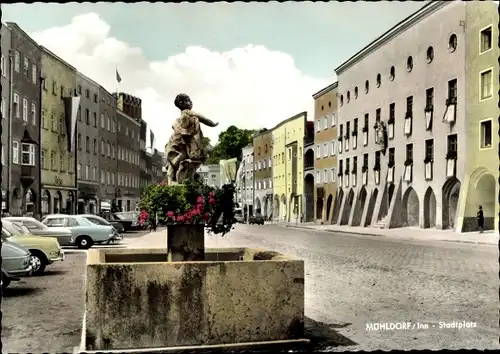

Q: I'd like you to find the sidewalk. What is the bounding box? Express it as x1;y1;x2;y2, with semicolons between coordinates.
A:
278;222;499;245
124;229;167;248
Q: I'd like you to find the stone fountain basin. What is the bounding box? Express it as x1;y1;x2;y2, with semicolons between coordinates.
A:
83;247;306;351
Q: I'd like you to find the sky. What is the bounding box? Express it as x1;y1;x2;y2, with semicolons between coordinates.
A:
2;2;428;150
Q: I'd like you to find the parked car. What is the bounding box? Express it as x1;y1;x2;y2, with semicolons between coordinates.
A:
234;208;245;223
4;216;74;246
249;213;265;225
1;220;63;276
1;239;32;290
111;211;144;230
103;212;133;232
80;214;125;233
41;214;122;249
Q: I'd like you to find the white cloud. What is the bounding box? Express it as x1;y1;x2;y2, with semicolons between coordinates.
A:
32;13;328;151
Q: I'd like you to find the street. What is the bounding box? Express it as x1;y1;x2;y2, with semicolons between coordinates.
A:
2;225;498;352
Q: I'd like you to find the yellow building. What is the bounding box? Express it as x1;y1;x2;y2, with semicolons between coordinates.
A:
40;46;79;215
272;112;307;222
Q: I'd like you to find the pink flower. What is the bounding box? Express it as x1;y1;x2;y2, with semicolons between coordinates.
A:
196;196;204;204
197;203;204;211
166;211;174;218
209;198;216;205
176;215;185;223
202;213;210;222
208;192;214;198
191;208;200;216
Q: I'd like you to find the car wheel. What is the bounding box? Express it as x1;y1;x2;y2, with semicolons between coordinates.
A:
1;272;10;290
29;250;47;276
77;236;93;249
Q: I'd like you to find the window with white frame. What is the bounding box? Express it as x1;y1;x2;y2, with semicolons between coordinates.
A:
480;26;492;53
0;97;4;118
0;55;6;77
480;69;492;100
31;102;36;124
330;141;336;155
77;163;82;179
59;153;64;171
86;165;90;180
22;98;28;121
32;64;37;84
323;116;328;130
13;93;19;118
480;119;492;148
331;113;336;126
323;169;328;183
12;140;19;164
323;143;328;158
1;144;4;165
316;144;320;158
316;170;321;184
50;151;55;170
40;150;46;169
21;143;35;166
23;57;29;77
331;168;336;183
14;51;20;72
100;113;105;128
316;120;321;132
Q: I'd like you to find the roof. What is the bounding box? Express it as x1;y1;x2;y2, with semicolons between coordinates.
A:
6;22;39;49
334;1;449;75
312;82;338;99
40;45;77;71
271;111;307;131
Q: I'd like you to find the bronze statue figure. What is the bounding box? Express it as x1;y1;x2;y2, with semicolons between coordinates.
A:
165;94;218;184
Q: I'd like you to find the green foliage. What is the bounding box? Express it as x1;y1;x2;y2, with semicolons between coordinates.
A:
206;125;257;164
139;180;236;235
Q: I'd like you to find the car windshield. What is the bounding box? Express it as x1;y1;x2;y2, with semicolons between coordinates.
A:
84;216;110;226
3;220;30;235
115;212;137;220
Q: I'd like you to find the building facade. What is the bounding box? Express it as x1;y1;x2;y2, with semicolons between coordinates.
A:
272;112;307;222
457;1;499;232
1;24;12;212
115;93;141;211
139;118;148;196
311;82;339;223
97;86;117;212
151;149;164;185
332;1;497;232
75;72;100;214
303;120;315;222
196;164;222;188
252;129;273;217
239;145;254;219
7;23;42;217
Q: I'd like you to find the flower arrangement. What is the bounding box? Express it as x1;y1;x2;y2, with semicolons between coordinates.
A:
139;179;236;235
139;210;149;226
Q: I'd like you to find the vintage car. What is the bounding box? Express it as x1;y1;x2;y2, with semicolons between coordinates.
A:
42;214;121;249
79;214;125;234
111;211;145;231
2;219;64;276
4;216;74;246
1;239;32;290
249;213;265;225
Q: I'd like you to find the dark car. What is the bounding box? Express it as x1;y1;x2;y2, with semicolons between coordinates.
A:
81;214;125;233
249;213;265;225
111;212;145;231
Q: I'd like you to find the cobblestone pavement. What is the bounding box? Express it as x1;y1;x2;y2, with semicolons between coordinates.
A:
207;224;500;351
2;253;86;353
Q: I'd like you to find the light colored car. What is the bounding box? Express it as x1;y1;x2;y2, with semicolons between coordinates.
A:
2;220;64;275
80;214;125;234
4;216;74;246
41;214;121;249
1;240;32;290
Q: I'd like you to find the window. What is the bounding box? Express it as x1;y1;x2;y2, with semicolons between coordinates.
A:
59;153;65;171
447;134;457;154
13;93;19;118
339;124;343;139
376;109;381;123
1;144;4;165
406;56;413;72
85;136;90;152
93;112;97;127
316;145;320;158
354;86;358;99
101;140;105;155
85;109;90;124
100;113;105;128
340;95;344;106
316;170;320;184
353;156;357;174
14;50;20;72
480;69;492;100
330;141;336;155
32;64;37;84
0;97;4;118
339;160;344;174
345;158;350;174
364;114;369;129
41;109;46;128
448;79;457;99
405;144;413;161
389;103;395;121
426;88;434;108
406;96;413;114
86;165;90;179
323;143;328;158
448;34;457;52
323;170;328;183
480;120;492;148
331;113;336;126
50;151;56;170
93;139;97;154
376;73;381;87
363;153;368;168
93;93;98;103
0;55;5;77
331;168;336;183
59;117;65;135
389;66;395;81
93;166;97;181
22;98;28;121
388;148;395;165
107;116;111;131
77;163;82;179
23;57;29;77
346;121;350;137
346;91;351;103
77;133;82;150
31;102;36;124
365;80;369;93
12;141;19;164
375;151;381;167
425;139;434;159
21;143;35;166
85;89;90;98
60;85;65;98
40;149;46;169
323;116;328;130
480;26;492;53
426;46;434;63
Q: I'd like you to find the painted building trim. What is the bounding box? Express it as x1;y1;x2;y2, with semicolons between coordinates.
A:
312;81;338;99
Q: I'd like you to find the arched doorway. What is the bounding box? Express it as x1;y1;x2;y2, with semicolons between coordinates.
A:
352;187;367;226
54;191;63;214
325;194;333;223
304;149;314;170
42;190;51;215
424;187;437;228
378;183;395;220
11;188;22;215
365;188;378;226
262;197;268;218
255;197;262;214
340;189;355;225
289;193;298;222
24;189;36;215
280;194;287;221
316;198;324;220
332;189;344;224
304;173;314;222
442;178;461;229
66;191;74;214
402;187;419;227
273;195;280;220
465;169;495;231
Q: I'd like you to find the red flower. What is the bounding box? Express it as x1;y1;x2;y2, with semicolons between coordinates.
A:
191;208;200;216
197;203;204;211
209;198;216;205
196;196;204;204
208;191;214;198
202;213;210;222
166;211;174;218
176;215;185;223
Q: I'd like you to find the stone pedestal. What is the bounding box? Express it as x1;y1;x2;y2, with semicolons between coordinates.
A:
167;224;205;262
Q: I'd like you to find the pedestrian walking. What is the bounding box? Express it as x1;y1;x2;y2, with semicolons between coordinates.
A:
477;205;484;233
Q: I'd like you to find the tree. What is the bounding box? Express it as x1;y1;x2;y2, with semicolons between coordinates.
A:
206;125;257;164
